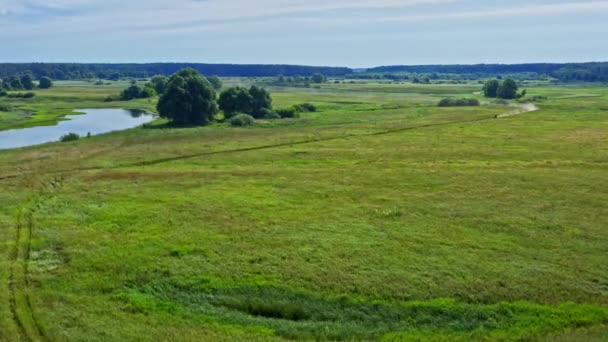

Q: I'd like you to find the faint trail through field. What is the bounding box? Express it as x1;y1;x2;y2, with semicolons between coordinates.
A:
0;104;539;181
495;103;539;118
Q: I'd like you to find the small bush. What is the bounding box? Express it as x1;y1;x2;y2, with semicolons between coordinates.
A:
104;94;121;102
263;111;281;119
0;103;13;111
229;114;255;127
294;103;317;112
0;90;7;97
257;108;274;118
438;98;480;107
59;133;80;142
276;108;300;118
520;95;547;103
7;92;36;99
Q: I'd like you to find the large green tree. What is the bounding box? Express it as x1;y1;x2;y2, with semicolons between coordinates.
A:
482;79;500;98
157;68;218;126
249;86;272;118
8;77;23;90
312;73;327;83
120;85;143;100
497;78;519;99
218;87;253;118
148;75;168;94
39;76;53;89
20;74;34;90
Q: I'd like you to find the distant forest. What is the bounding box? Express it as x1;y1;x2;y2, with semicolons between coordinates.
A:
0;62;607;82
367;62;608;82
0;63;352;80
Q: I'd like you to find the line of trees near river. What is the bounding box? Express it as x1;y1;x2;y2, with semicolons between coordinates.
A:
116;68;315;127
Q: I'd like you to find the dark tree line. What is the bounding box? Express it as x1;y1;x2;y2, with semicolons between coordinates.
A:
1;74;53;90
0;63;352;80
367;62;608;82
3;62;606;83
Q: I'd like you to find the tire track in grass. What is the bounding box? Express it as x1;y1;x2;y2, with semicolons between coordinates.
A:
8;210;28;341
7;177;62;341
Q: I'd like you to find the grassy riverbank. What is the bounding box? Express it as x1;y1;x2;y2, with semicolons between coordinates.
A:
1;80;607;340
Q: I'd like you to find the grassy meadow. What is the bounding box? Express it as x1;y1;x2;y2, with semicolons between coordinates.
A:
1;80;607;341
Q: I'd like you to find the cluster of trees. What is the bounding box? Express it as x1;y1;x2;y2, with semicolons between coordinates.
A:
107;74;222;102
483;79;525;100
218;86;272;119
153;68;311;127
106;82;157;102
269;74;328;87
437;98;480;107
0;63;351;80
1;75;53;91
1;74;33;90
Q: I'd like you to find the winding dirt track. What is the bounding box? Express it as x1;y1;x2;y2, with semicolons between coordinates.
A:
495;103;539;118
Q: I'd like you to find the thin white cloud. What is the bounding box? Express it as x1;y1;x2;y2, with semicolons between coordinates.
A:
379;1;608;22
2;0;608;38
0;0;457;36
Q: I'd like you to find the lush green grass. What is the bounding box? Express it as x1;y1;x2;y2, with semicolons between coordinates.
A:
0;81;607;341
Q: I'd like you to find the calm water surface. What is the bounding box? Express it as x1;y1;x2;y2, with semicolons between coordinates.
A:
0;108;155;150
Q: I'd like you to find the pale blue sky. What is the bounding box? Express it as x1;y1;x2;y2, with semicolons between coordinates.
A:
1;0;607;67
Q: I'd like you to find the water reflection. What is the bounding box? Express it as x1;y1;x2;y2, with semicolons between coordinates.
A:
0;108;156;150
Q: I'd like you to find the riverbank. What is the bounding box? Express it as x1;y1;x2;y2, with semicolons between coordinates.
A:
0;81;158;131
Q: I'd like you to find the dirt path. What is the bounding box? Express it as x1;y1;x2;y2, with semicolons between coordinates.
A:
495;103;539;118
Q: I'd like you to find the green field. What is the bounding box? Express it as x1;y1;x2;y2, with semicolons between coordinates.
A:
1;81;607;341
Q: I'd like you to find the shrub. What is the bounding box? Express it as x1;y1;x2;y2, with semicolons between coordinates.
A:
0;90;7;97
263;111;281;119
294;103;317;112
437;98;480;107
39;76;53;89
7;92;36;99
276;108;300;118
104;94;121;102
229;113;255;127
59;133;80;142
139;87;157;98
0;103;13;111
483;79;500;97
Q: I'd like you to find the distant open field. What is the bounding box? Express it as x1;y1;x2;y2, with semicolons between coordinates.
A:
1;80;607;340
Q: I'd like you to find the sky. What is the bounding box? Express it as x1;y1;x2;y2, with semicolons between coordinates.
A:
0;0;607;67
